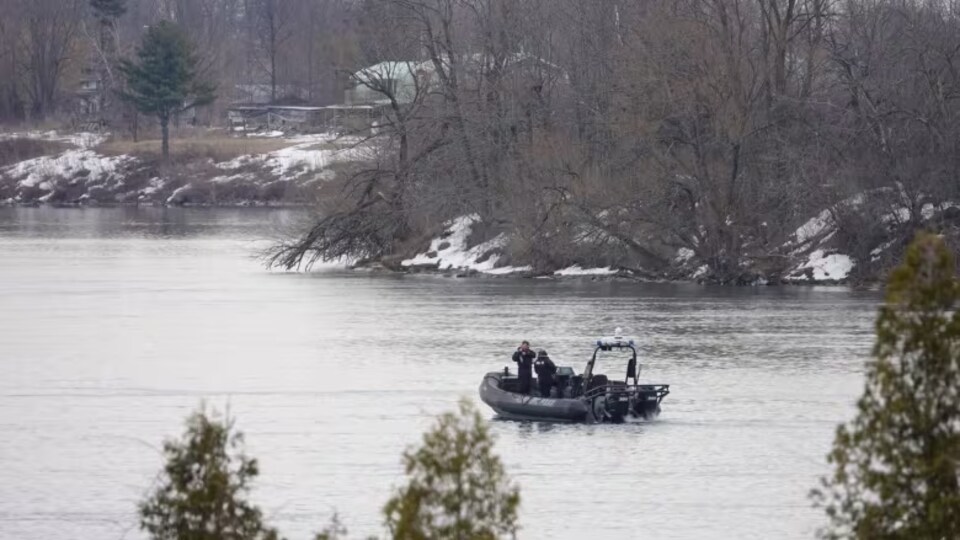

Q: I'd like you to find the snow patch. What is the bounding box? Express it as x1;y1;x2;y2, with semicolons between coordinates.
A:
675;247;695;263
870;239;897;262
553;266;617;276
4;149;133;190
138;177;165;197
791;250;853;281
486;265;533;275
401;215;528;274
166;184;193;205
788;193;872;249
0;130;106;149
794;209;834;245
216;134;371;181
881;207;912;224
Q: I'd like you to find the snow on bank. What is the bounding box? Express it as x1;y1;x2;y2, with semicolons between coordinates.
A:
788;249;853;282
4;149;133;190
401;215;618;277
217;134;373;181
786;193;870;249
401;215;530;274
793;209;834;246
782;195;960;281
881;202;960;224
0;130;106;149
1;131;132;203
1;129;381;205
553;265;617;276
675;247;695;263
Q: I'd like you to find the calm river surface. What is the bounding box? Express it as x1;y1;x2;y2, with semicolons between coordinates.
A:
0;207;878;540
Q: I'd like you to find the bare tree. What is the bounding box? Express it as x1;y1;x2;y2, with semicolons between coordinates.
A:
15;0;85;119
251;0;296;103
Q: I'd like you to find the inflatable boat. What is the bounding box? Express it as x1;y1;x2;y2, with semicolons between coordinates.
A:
479;332;670;423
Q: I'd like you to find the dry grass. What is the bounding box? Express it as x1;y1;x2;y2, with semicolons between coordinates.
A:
0;138;72;167
97;136;291;162
299;140;353;152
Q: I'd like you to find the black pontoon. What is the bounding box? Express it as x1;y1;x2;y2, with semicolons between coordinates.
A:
479;332;670;423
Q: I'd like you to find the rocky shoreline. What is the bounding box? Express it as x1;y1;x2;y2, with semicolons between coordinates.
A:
0;131;368;207
4;131;944;287
352;215;872;287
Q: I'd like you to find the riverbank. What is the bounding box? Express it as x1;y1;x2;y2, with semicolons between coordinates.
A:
4;130;951;286
346;213;866;286
0;130;370;207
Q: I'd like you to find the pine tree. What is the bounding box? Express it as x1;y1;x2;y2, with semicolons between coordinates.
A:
813;233;960;538
314;513;348;540
383;399;520;540
139;407;281;540
118;21;215;159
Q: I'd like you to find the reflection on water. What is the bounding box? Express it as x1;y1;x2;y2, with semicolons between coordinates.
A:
0;208;878;540
0;206;308;239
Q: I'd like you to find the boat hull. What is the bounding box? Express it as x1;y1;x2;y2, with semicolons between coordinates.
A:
479;372;589;422
479;372;666;423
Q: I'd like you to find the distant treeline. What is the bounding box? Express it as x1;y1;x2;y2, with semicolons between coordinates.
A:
2;0;959;281
267;0;960;282
0;0;368;123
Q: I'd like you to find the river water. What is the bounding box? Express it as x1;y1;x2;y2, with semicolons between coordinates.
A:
0;207;879;540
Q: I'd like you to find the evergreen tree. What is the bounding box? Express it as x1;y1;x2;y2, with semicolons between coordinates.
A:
139;407;281;540
814;233;960;538
119;21;215;160
383;399;520;540
314;513;348;540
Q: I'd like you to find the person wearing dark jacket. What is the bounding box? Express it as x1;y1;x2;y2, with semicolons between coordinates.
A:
512;340;536;394
534;349;558;398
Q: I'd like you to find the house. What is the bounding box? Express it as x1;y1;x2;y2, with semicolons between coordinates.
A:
227;106;269;129
226;103;381;135
225;53;563;135
231;84;310;106
73;66;103;128
345;61;434;106
344;53;565;107
227;78;379;134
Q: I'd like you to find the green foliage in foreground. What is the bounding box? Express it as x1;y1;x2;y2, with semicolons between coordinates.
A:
383;399;520;540
139;407;281;540
314;513;348;540
814;233;960;538
140;400;519;540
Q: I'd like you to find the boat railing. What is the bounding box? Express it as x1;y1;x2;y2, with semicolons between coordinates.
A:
582;382;670;401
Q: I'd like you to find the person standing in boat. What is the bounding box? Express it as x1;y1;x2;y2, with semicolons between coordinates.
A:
534;349;558;398
512;340;536;394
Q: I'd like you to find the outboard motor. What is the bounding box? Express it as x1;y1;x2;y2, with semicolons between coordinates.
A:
586;392;630;423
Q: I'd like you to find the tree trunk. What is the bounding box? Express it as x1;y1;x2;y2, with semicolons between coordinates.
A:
132;110;139;142
98;17;118;124
270;47;277;103
161;116;170;160
269;8;277;103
